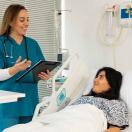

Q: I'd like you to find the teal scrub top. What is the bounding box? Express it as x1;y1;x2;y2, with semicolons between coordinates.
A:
0;35;45;117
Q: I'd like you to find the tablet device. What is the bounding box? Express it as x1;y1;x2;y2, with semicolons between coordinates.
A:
16;60;61;82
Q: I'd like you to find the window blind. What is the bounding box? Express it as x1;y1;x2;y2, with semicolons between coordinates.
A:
0;0;58;102
25;0;58;101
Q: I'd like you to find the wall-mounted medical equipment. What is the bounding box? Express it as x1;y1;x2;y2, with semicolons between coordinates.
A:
99;1;132;47
57;48;69;63
120;1;132;27
98;3;122;47
98;1;132;68
104;4;119;38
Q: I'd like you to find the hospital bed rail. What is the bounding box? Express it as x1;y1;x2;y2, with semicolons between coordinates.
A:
32;54;89;120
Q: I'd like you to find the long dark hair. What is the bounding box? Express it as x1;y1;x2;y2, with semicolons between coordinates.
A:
87;67;122;100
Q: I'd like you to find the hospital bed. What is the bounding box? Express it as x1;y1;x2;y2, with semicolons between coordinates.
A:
3;55;132;132
33;54;90;119
3;54;107;132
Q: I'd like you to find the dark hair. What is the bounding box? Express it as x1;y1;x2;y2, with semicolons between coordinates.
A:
88;67;122;100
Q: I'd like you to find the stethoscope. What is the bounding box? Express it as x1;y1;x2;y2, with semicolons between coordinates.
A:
3;36;29;67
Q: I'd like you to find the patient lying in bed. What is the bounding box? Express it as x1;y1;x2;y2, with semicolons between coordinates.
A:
4;67;129;132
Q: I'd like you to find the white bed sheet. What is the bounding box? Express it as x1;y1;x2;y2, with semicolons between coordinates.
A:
4;104;132;132
122;116;132;132
3;104;107;132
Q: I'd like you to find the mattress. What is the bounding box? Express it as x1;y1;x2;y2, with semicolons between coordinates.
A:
122;116;132;132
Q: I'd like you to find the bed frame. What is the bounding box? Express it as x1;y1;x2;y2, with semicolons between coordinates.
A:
32;54;89;120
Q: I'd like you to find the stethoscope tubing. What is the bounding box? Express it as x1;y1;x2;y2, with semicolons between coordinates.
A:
3;36;28;67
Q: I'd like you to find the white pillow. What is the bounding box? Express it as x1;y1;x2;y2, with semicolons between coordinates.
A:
83;69;97;95
120;72;132;115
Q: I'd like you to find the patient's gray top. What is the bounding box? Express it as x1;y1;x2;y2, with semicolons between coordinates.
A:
72;96;129;129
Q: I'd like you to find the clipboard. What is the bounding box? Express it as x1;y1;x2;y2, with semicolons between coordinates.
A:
16;60;61;82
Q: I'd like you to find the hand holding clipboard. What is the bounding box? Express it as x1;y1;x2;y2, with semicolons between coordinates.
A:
38;69;51;81
16;60;61;82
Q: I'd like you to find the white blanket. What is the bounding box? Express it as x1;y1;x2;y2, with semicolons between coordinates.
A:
4;104;107;132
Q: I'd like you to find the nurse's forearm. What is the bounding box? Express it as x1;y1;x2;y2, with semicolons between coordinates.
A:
0;59;32;80
9;59;31;75
8;66;20;75
0;68;13;81
0;66;20;81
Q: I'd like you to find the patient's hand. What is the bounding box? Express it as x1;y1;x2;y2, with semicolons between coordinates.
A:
38;70;51;80
105;127;120;132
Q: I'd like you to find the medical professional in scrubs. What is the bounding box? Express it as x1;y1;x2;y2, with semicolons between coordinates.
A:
0;4;50;131
0;57;31;81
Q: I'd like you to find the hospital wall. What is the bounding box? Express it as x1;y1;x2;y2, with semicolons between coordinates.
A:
63;0;132;72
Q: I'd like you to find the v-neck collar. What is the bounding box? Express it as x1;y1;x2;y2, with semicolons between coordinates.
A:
8;36;24;46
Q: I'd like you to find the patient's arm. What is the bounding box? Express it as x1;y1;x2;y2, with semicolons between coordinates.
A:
105;126;120;132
